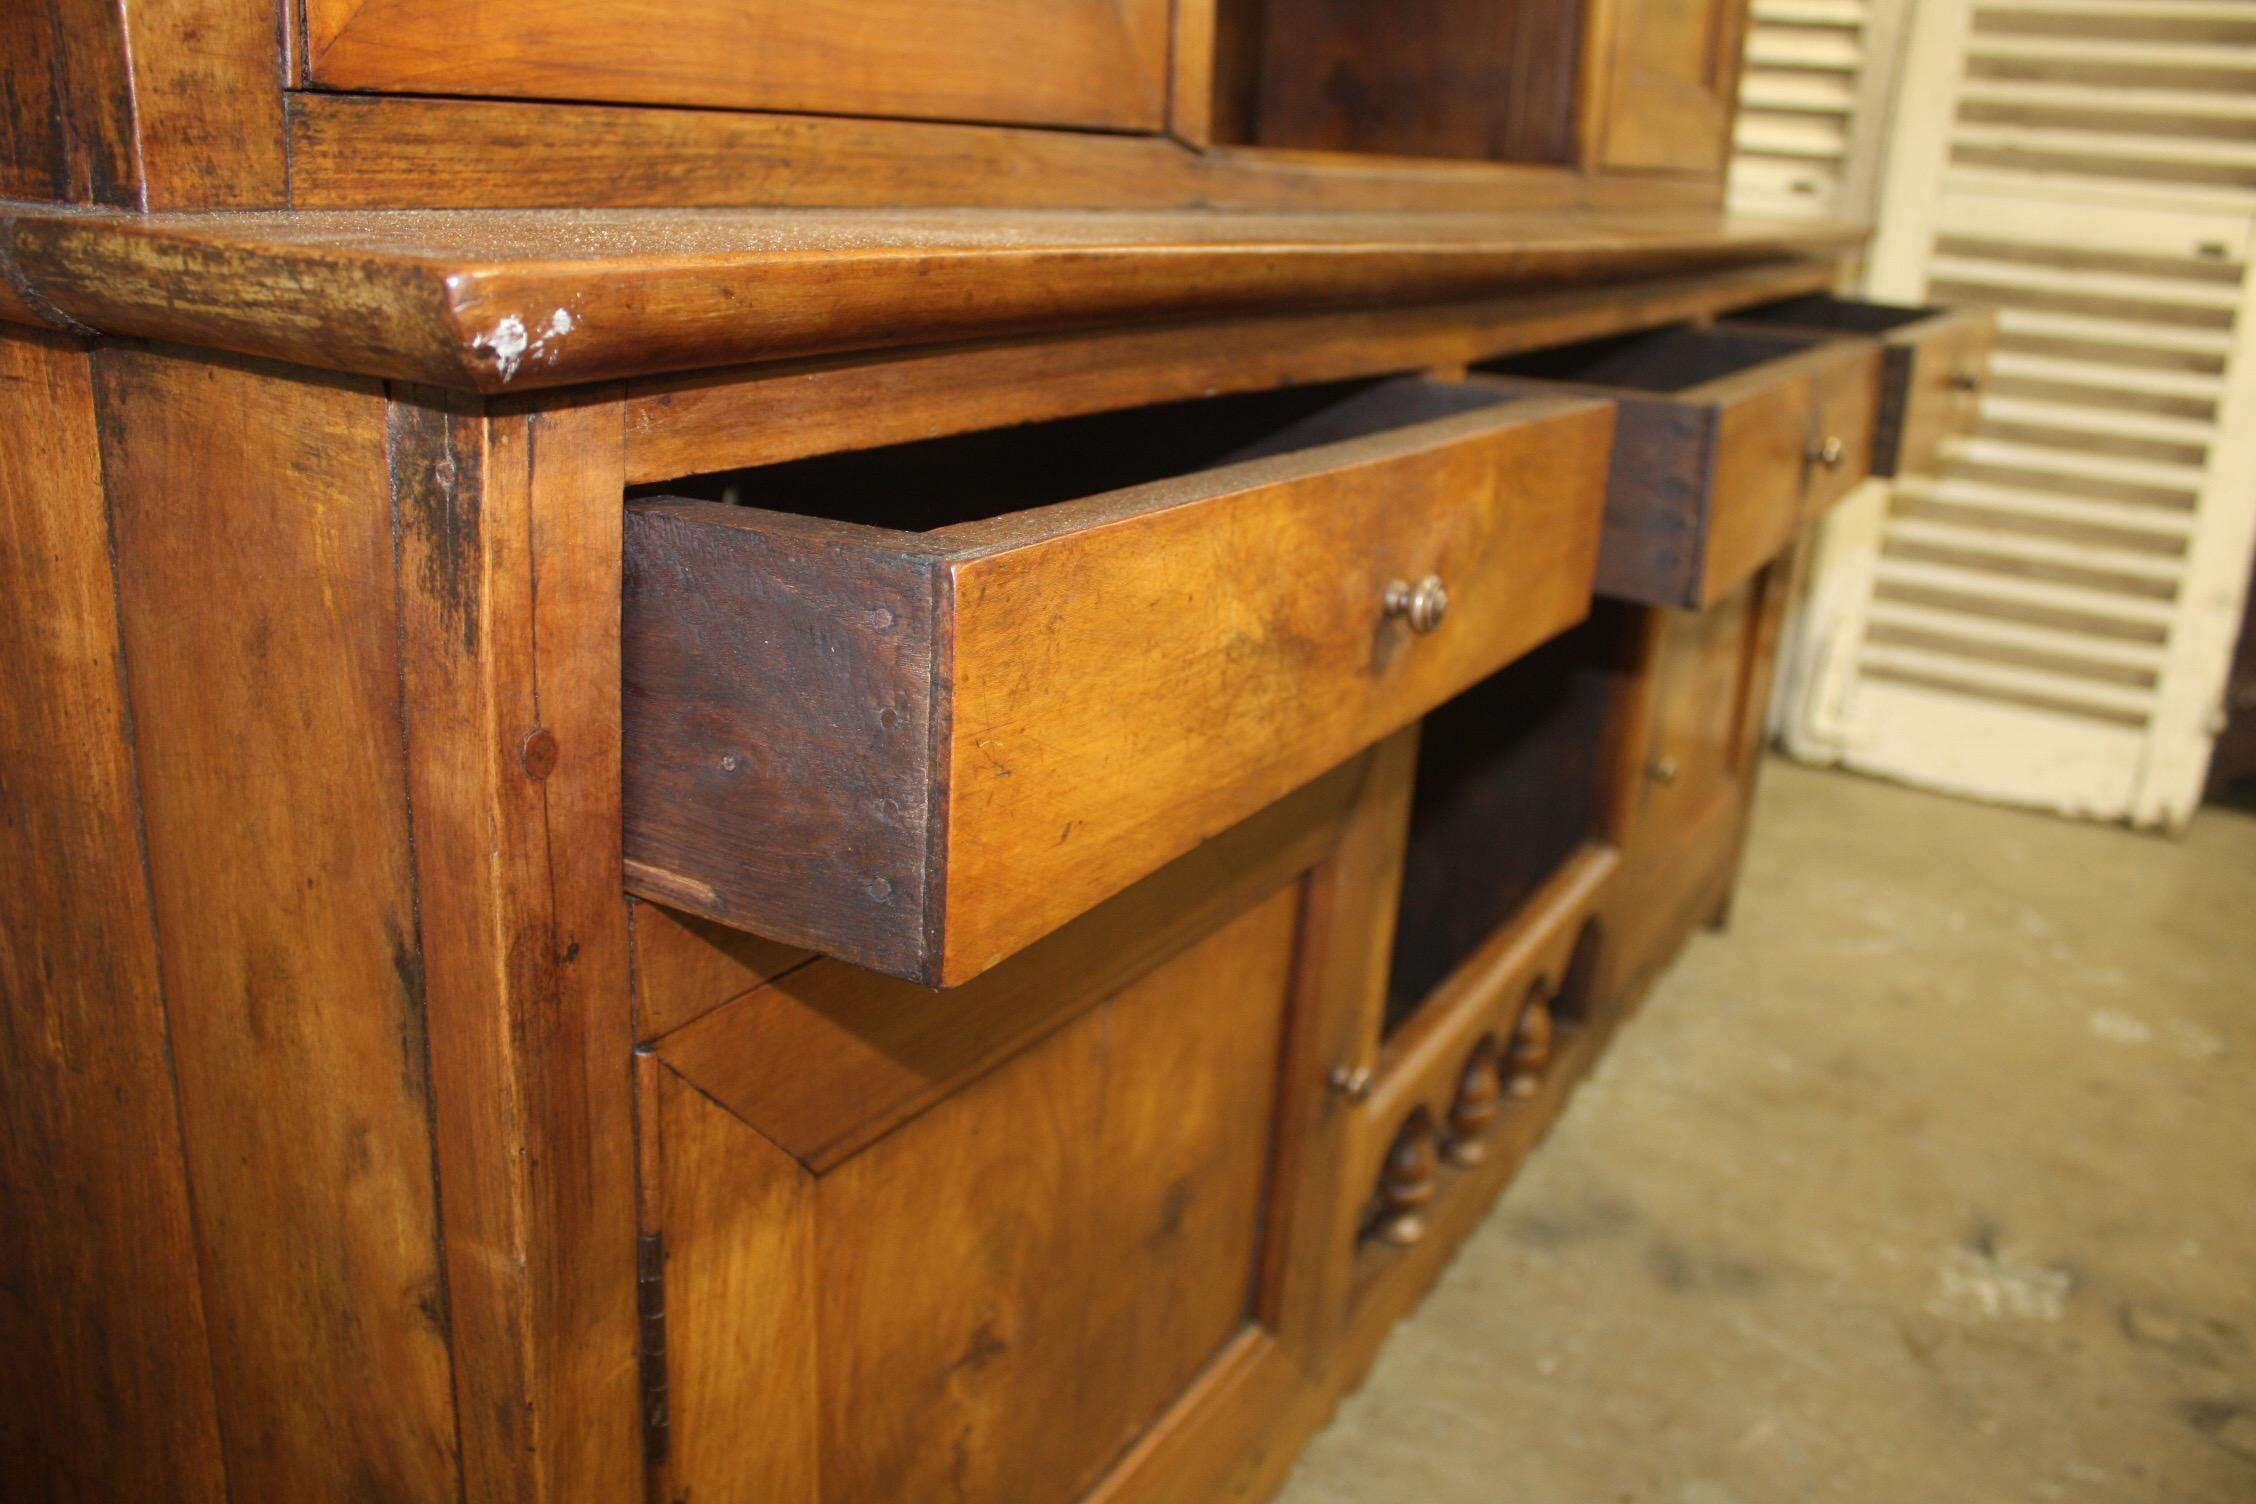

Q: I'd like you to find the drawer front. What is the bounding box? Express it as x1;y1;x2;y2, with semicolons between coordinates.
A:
934;396;1613;984
1803;340;1884;517
1723;296;1996;478
303;0;1171;132
626;386;1615;986
1694;367;1817;606
1476;329;1872;610
1885;308;1995;478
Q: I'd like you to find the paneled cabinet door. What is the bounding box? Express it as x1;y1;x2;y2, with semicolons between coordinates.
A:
1605;566;1785;999
1591;0;1753;174
632;751;1412;1504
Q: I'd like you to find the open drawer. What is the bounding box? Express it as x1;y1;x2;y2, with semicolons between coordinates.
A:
1723;294;1996;479
624;377;1616;986
1473;325;1883;610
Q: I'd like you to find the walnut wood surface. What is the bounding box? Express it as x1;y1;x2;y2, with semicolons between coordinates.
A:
284;93;1732;215
1243;0;1586;164
1727;295;1997;478
630;901;813;1044
651;885;1301;1504
625;385;1613;984
624;257;1843;483
1601;567;1788;1003
647;1062;821;1502
305;0;1172;132
0;204;1865;390
388;389;644;1502
0;0;284;208
1595;0;1752;173
0;328;229;1503
0;0;136;205
655;759;1366;1171
99;348;462;1500
1476;325;1880;608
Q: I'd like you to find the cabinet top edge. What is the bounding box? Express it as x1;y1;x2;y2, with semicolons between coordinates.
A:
0;203;1866;393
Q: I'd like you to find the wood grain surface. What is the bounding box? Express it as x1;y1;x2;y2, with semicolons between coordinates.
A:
284;92;1730;214
623;257;1843;484
390;388;643;1502
626;386;1613;983
0;327;228;1503
305;0;1172;131
0;204;1866;390
100;347;462;1501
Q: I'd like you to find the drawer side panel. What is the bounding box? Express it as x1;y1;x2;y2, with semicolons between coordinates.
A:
624;504;940;978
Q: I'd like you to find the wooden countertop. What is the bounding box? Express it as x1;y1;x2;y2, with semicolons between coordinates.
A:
0;203;1863;391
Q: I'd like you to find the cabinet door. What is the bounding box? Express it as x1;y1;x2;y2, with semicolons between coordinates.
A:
1603;569;1775;1000
635;754;1408;1504
1592;0;1752;174
1641;580;1765;844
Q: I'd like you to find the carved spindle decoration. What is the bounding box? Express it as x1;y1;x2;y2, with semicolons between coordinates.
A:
1373;1110;1439;1247
1507;987;1554;1099
1444;1037;1504;1166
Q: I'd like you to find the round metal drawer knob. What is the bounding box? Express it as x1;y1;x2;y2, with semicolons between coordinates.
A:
1648;754;1681;785
1808;434;1846;469
1383;574;1449;634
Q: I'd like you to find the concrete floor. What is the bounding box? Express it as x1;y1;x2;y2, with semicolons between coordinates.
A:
1276;760;2256;1504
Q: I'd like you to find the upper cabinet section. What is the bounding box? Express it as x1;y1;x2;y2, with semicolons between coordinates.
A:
1589;0;1752;173
301;0;1174;132
8;0;1782;215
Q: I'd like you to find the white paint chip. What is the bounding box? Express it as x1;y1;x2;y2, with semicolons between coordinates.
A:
473;315;529;382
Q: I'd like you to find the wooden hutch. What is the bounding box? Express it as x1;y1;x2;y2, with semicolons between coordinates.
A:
0;1;1989;1499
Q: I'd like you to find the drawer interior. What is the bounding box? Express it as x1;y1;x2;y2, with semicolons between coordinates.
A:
1383;607;1631;1035
1729;293;1944;335
634;376;1521;533
1476;324;1820;394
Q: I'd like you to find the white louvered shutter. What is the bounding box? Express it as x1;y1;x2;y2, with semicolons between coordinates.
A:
1731;0;1906;219
1771;0;2256;829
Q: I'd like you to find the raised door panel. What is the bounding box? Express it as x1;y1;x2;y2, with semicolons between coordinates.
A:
650;878;1313;1504
304;0;1172;132
1603;567;1782;1003
816;889;1297;1504
1597;0;1751;174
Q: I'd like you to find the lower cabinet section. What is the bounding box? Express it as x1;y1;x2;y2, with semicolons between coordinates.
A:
632;572;1786;1504
636;754;1401;1504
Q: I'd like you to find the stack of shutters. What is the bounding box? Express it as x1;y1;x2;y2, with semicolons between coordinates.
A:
1745;0;2256;827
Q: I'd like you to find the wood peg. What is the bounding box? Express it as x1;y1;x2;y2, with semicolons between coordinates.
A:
1444;1037;1504;1166
1507;990;1554;1099
1374;1110;1439;1247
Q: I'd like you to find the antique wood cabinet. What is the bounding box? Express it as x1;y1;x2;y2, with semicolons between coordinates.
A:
1;2;1984;1500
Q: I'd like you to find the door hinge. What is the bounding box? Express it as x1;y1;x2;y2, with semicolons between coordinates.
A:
637;1231;670;1468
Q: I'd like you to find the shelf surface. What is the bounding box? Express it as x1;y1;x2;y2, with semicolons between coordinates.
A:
0;203;1864;390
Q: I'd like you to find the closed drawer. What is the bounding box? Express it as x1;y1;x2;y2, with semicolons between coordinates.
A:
1725;294;1996;478
302;0;1171;132
1474;326;1883;609
625;378;1616;986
